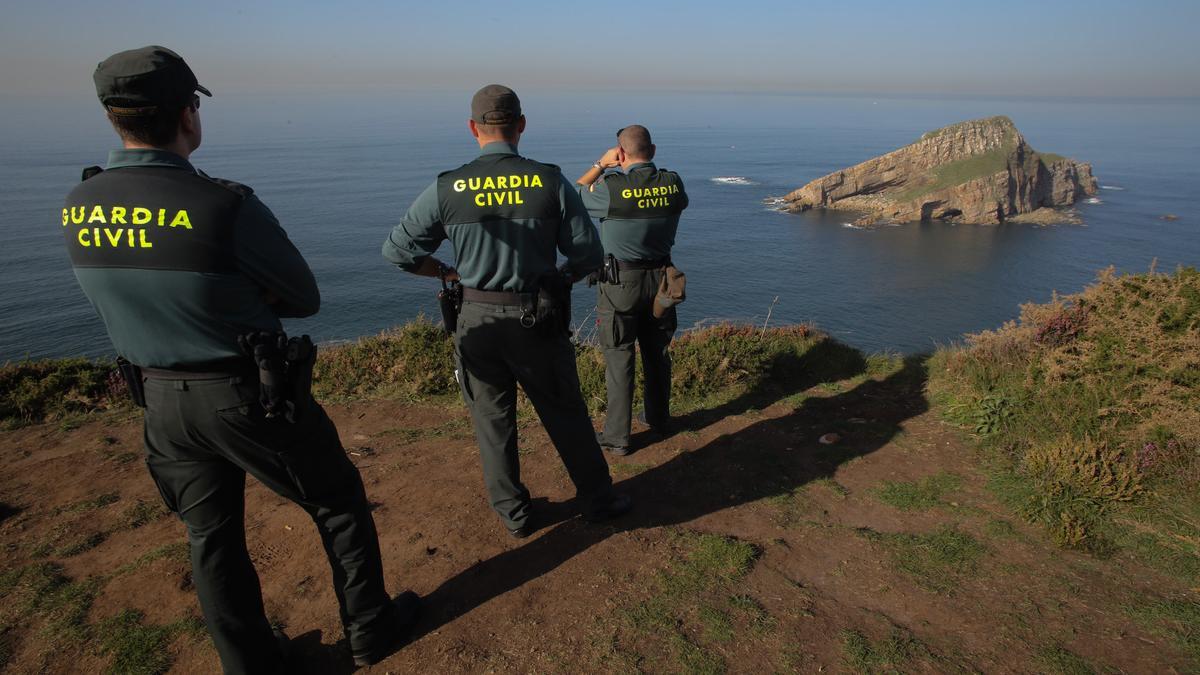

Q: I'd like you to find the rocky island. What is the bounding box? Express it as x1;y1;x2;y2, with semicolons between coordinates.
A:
781;116;1098;226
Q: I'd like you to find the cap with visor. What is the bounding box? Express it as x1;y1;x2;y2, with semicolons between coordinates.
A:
93;46;211;115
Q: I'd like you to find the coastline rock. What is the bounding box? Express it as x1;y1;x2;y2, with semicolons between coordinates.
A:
782;116;1098;226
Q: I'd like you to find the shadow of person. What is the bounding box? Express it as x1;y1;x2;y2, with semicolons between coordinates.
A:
393;354;930;646
630;336;869;449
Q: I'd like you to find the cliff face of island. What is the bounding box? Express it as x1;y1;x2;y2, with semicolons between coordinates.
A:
782;116;1098;226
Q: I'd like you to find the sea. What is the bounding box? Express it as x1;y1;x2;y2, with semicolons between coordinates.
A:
1;91;1197;361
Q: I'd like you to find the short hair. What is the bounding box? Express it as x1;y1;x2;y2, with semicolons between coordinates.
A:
104;103;185;147
617;125;654;160
476;119;521;141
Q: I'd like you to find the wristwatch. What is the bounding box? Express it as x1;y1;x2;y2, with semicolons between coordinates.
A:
592;161;604;170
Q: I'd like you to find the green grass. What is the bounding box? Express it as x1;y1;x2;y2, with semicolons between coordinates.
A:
0;538;193;669
873;472;962;511
841;627;929;674
2;563;102;645
864;526;987;595
1128;597;1200;662
698;606;734;643
1035;644;1096;675
97;610;204;675
56;532;107;557
58;492;120;514
808;478;850;499
984;519;1019;539
895;145;1013;203
121;500;169;529
617;531;762;673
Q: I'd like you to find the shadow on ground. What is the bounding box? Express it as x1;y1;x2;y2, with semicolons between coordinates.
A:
291;349;929;672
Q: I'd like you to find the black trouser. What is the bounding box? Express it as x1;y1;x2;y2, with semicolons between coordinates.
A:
142;374;392;674
453;300;615;530
596;267;678;447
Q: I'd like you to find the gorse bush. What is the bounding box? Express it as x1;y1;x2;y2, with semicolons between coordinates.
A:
929;267;1200;570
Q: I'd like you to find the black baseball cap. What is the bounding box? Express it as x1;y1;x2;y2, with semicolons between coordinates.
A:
94;46;211;114
471;84;521;124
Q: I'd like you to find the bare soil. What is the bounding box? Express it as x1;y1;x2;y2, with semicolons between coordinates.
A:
0;364;1192;674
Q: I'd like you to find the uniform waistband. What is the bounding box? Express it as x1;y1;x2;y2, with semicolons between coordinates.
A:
615;258;670;271
141;360;255;381
462;288;534;306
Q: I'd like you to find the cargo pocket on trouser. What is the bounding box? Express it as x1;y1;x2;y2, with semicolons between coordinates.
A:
599;280;640;314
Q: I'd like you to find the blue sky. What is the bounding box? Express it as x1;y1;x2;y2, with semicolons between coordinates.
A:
2;0;1197;99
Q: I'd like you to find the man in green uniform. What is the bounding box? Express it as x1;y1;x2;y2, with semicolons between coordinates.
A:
382;84;632;538
62;46;417;673
576;125;688;455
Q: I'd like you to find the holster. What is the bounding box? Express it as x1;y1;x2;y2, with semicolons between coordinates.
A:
602;254;620;285
116;357;146;408
437;277;463;334
529;268;574;338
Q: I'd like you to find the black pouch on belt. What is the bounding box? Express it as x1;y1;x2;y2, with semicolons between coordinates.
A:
284;335;317;423
116;357;146;408
237;331;289;420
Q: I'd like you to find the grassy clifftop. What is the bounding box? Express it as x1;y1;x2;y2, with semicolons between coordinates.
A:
1;322;863;429
7;272;1197;585
929;267;1200;581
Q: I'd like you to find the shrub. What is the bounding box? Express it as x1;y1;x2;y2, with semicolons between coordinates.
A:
0;359;125;428
929;267;1200;572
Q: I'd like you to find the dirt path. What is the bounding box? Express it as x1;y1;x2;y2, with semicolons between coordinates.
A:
0;364;1193;673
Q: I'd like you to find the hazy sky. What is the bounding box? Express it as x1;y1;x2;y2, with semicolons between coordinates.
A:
1;0;1197;99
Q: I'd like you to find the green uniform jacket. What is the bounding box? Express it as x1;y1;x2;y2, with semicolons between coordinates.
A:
66;149;319;368
577;162;688;262
382;142;603;290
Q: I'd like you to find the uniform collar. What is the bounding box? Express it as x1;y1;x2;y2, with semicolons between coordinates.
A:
625;161;656;172
106;148;196;172
479;141;519;157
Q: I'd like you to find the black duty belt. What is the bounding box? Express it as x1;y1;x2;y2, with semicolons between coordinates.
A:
615;258;669;271
462;288;534;306
142;363;254;381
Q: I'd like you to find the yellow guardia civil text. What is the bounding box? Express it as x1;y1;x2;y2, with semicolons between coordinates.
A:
453;174;544;207
620;184;680;209
62;205;192;248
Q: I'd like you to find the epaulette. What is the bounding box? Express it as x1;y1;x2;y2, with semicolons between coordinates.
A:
196;170;255;198
81;166;104;181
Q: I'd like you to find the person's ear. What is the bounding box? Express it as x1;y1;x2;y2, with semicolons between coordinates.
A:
617;147;626;163
516;115;526;134
468;119;481;139
179;105;197;134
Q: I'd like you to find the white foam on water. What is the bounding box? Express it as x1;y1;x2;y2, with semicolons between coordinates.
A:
711;176;755;185
1100;185;1125;191
761;196;788;212
1086;197;1103;204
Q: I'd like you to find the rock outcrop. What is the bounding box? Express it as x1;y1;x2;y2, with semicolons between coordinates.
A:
782;116;1098;226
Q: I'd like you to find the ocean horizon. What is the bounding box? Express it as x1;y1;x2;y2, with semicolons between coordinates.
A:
2;90;1198;361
